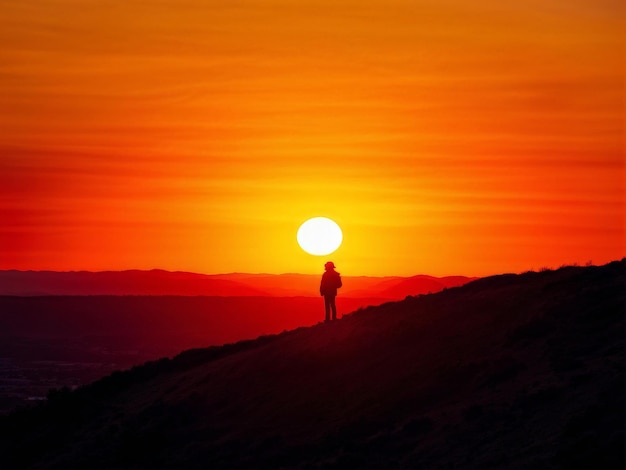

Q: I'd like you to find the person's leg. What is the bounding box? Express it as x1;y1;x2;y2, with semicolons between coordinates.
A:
324;295;331;322
330;295;337;320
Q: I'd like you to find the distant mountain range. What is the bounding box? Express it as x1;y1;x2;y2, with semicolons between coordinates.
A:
0;270;476;299
1;260;622;468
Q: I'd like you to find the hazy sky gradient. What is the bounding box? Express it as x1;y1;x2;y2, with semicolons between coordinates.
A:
1;0;624;275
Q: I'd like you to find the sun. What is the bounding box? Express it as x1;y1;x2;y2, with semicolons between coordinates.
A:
297;217;343;256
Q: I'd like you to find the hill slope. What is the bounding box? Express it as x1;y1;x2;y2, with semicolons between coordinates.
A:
1;261;623;469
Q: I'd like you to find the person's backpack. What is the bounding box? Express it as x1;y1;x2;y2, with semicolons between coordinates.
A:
336;273;342;289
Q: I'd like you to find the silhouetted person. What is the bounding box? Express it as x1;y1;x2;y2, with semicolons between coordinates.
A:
320;261;342;322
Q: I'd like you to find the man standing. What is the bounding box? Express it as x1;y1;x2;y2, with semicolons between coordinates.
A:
320;261;342;322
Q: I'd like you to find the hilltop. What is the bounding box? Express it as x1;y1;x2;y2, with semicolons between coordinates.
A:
0;261;623;469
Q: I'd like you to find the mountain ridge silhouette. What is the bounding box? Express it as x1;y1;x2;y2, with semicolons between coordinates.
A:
0;270;476;298
1;260;623;469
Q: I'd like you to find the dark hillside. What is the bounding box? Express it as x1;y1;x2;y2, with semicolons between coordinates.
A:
0;295;385;413
0;261;623;469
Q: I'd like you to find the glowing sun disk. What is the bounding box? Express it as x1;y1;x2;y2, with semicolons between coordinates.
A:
297;217;343;256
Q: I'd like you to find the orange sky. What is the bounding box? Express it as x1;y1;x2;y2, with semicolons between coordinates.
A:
1;0;624;276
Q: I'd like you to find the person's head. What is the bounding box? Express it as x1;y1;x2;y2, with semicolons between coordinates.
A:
324;261;335;271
